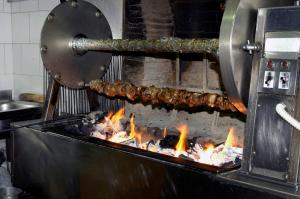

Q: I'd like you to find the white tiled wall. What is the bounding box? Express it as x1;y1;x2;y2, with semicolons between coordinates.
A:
0;0;123;99
11;0;60;99
0;1;13;91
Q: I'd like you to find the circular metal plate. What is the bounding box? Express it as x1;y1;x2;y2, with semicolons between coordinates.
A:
41;0;112;89
219;0;293;113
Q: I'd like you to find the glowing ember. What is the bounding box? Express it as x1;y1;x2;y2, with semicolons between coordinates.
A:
175;124;188;157
109;131;128;143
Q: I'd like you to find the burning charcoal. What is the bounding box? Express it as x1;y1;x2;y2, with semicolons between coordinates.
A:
91;131;106;140
234;156;242;165
159;135;179;149
146;140;155;151
80;122;95;136
195;137;216;148
87;111;107;122
64;125;81;135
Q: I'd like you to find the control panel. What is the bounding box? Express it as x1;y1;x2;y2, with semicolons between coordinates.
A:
257;41;299;96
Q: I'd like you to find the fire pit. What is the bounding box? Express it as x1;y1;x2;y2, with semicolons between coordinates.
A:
60;108;243;171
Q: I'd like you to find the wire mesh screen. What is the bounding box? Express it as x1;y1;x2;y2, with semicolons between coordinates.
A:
44;55;124;116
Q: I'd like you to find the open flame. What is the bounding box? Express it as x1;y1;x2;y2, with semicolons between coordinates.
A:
163;128;167;138
129;113;136;138
92;108;243;167
224;127;239;149
197;127;240;165
110;108;125;125
175;124;188;157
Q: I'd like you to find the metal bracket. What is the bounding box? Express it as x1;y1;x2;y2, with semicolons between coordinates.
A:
243;40;262;55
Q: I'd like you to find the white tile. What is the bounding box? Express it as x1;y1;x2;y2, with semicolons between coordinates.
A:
12;44;40;76
11;2;20;13
20;0;38;12
29;11;48;43
0;74;13;90
0;13;12;43
0;0;4;12
0;45;5;75
12;44;22;74
13;75;43;99
4;44;13;74
38;0;59;10
12;13;30;43
38;50;44;76
21;44;40;75
3;0;11;13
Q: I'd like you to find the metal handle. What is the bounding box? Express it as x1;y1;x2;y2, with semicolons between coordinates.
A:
276;103;300;131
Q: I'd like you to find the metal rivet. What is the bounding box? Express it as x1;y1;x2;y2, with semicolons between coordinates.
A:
100;65;106;71
95;11;102;17
40;46;48;53
286;157;290;161
284;173;289;180
71;1;77;8
252;151;256;155
47;13;54;22
78;81;85;87
54;74;61;80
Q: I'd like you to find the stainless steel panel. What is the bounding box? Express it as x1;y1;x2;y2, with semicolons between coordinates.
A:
219;0;293;113
40;0;112;89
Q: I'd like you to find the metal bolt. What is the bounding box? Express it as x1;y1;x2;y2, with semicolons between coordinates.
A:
284;173;289;180
95;11;102;17
47;13;54;22
71;1;77;8
54;74;61;80
100;65;106;71
78;81;85;87
40;46;48;53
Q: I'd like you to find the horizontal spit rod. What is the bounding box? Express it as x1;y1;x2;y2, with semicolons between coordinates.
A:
89;80;237;112
71;38;219;54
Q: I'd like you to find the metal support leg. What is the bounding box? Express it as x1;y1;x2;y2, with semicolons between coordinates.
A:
43;79;60;121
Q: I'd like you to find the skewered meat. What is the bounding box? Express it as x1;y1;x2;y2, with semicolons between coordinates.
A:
89;79;237;112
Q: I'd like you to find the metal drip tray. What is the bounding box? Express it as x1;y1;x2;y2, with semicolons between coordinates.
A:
0;101;41;132
0;101;40;113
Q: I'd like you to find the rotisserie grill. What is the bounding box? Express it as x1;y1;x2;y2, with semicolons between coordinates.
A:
10;0;300;198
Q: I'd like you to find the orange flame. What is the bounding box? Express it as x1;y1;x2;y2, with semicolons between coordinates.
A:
129;113;142;144
110;108;125;125
129;113;136;138
163;128;167;138
107;112;113;120
224;127;238;148
175;124;188;157
203;143;215;150
135;133;142;145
